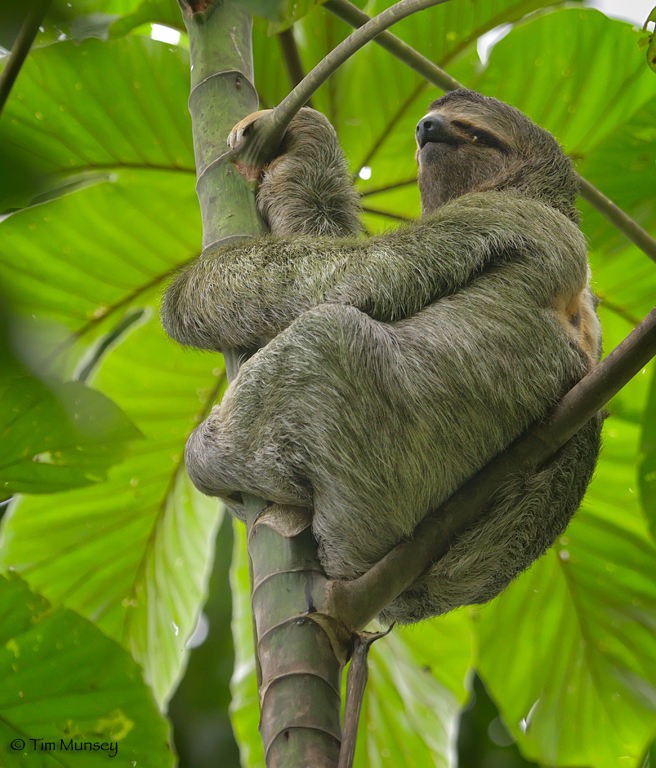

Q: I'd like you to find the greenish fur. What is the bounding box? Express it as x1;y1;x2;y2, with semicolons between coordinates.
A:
161;91;602;623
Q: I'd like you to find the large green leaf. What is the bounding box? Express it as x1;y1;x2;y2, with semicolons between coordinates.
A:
0;60;218;701
229;523;473;768
0;308;226;705
0;26;224;709
578;96;656;255
0;573;174;767
0;304;140;498
474;9;654;155
0;376;140;496
475;417;656;766
352;618;472;768
0;170;198;330
0;36;194;213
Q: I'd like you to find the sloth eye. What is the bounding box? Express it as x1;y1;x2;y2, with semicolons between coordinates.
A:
452;121;508;152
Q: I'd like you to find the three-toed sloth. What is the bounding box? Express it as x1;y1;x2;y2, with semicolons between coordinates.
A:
162;89;602;624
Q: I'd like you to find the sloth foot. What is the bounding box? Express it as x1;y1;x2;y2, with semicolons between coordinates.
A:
227;110;272;181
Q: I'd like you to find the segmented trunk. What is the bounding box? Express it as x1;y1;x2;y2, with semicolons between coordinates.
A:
179;4;346;765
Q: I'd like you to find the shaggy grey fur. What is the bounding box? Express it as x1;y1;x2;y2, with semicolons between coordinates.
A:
161;91;602;624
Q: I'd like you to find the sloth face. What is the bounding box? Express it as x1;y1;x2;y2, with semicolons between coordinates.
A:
414;89;576;220
416;98;515;215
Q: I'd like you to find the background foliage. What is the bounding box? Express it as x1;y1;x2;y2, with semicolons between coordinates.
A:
0;0;655;765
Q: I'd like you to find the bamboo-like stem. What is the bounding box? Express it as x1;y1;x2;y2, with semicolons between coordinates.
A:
0;0;52;114
179;3;348;765
327;308;656;630
324;0;656;264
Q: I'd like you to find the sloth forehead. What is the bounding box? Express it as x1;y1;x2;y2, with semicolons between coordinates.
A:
421;103;511;139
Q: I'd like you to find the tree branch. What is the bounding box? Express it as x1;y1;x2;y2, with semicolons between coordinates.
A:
578;177;656;264
327;308;656;631
324;0;656;265
0;0;52;114
323;0;459;91
278;27;314;108
338;628;392;768
232;0;452;166
361;205;414;222
359;178;418;197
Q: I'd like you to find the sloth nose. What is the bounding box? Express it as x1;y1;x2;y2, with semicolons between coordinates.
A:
416;114;452;148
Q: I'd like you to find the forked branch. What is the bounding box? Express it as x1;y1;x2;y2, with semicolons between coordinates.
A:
327;308;656;630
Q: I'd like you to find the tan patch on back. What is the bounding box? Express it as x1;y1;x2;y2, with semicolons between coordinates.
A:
555;288;601;366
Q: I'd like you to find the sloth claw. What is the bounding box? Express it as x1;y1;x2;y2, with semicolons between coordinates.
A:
228;109;272;151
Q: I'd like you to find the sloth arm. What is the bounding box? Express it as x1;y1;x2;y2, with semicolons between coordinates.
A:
160;192;588;352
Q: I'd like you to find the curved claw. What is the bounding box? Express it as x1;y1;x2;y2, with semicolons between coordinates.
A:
228;110;272;151
227;110;273;182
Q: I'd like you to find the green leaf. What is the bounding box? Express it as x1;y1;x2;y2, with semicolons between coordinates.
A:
353;619;472;768
0;303;140;498
31;0;184;45
108;0;186;38
229;523;474;768
0;573;174;767
229;523;264;768
474;10;654;154
0;34;221;706
473;9;656;252
475;417;656;766
0;170;198;329
0;313;226;706
0;376;141;496
0;36;194;214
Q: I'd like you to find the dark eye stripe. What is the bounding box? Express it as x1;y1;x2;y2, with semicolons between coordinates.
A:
451;121;509;152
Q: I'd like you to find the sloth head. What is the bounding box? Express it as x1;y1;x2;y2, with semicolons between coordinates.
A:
416;89;579;222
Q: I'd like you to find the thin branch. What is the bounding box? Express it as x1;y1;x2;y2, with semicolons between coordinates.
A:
324;0;459;91
597;296;641;327
233;0;452;166
278;27;314;108
359;178;417;197
578;177;656;264
327;308;656;630
354;80;427;176
324;0;656;265
0;0;52;114
338;628;392;768
361;205;414;222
